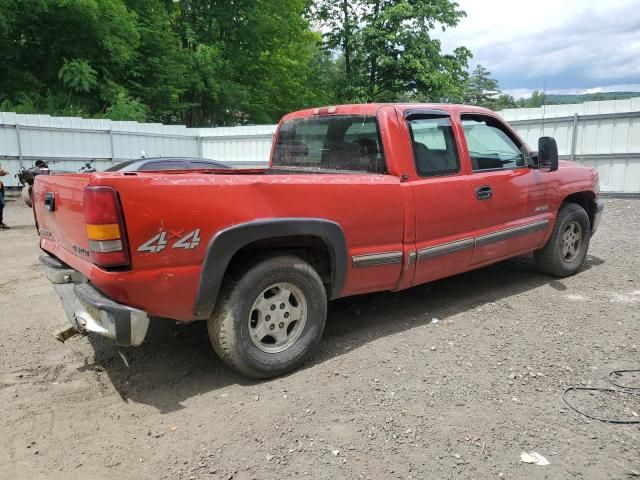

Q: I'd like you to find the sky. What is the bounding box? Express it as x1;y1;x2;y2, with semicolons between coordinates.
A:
435;0;640;98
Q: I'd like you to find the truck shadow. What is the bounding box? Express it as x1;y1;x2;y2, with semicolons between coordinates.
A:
87;253;604;413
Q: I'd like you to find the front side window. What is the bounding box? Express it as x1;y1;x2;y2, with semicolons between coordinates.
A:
408;116;460;177
461;114;524;171
273;115;386;173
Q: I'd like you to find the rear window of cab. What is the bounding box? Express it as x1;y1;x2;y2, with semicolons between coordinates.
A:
273;115;387;173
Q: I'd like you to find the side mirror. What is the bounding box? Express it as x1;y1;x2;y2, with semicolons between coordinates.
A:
538;137;558;172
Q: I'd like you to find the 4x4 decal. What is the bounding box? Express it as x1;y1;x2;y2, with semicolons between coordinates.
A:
138;229;201;253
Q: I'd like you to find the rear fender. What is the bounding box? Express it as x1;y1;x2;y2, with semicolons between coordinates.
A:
193;218;347;319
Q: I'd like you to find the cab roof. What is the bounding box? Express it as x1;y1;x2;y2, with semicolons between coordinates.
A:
281;103;498;122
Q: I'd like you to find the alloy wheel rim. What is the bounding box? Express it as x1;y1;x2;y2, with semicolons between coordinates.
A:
561;221;582;262
248;282;308;354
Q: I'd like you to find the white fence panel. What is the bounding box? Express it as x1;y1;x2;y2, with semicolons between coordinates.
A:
2;97;640;192
500;99;640;193
199;125;275;166
0;113;201;186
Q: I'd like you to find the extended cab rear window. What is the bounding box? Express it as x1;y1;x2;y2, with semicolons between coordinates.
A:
272;115;386;173
407;116;460;177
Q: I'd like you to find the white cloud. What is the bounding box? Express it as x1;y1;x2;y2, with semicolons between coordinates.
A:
435;0;640;90
503;83;640;99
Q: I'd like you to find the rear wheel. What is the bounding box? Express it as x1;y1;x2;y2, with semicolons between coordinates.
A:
534;203;591;277
208;255;327;378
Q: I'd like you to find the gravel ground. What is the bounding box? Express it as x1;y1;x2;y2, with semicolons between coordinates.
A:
0;197;638;480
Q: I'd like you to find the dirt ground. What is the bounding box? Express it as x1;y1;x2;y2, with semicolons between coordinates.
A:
0;197;638;480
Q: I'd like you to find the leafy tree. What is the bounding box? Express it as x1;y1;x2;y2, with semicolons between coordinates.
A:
172;0;334;125
0;0;139;116
123;0;190;123
464;64;498;106
312;0;471;103
0;0;474;125
103;92;148;121
462;64;517;110
492;93;518;110
312;0;359;85
59;59;98;93
519;90;546;108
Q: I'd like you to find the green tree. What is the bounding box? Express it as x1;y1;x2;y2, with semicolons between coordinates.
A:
173;0;334;125
0;0;473;126
464;64;498;106
311;0;359;87
492;93;518;110
103;92;148;121
520;90;546;108
462;64;518;110
312;0;471;103
0;0;139;116
123;0;190;123
59;59;97;91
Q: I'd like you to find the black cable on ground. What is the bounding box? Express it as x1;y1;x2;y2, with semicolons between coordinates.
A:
562;386;640;424
607;369;640;391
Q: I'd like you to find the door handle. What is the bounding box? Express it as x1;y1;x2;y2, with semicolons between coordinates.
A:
476;186;492;200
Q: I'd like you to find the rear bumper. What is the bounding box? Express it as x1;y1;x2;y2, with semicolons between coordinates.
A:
592;200;604;235
41;254;149;346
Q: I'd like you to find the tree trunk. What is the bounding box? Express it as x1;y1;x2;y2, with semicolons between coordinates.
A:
368;0;381;100
342;0;351;83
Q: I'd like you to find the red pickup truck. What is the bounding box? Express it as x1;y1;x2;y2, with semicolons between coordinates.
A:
34;104;603;378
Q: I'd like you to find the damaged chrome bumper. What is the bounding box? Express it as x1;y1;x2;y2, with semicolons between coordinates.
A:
41;254;149;346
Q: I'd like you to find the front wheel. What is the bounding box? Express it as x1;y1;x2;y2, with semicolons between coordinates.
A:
534;203;591;277
208;255;327;378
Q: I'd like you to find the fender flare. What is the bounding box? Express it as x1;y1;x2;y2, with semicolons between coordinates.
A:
193;218;348;319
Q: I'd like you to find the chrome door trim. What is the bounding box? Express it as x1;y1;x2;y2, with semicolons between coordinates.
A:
354;219;549;269
417;237;474;261
413;219;550;264
352;251;403;268
475;219;549;247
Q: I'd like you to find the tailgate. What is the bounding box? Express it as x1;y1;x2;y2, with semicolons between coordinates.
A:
33;173;92;262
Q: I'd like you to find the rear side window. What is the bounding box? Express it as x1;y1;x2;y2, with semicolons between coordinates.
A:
104;160;138;172
408;116;460;177
139;160;188;171
461;115;524;171
188;161;227;169
273;115;386;173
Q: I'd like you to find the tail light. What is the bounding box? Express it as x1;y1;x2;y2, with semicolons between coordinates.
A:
84;186;130;268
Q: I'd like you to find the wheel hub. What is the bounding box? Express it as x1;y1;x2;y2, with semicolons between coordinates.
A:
561;221;583;262
248;282;307;353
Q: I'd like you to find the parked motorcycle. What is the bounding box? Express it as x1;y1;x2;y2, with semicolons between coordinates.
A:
16;160;95;207
16;160;50;207
78;160;97;173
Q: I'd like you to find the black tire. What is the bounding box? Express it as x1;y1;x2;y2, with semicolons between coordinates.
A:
534;203;591;277
208;255;327;379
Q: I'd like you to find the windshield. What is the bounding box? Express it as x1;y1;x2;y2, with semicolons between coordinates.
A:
272;115;386;173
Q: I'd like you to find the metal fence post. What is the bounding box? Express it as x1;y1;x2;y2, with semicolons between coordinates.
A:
197;135;203;158
109;128;115;163
15;122;24;168
570;113;579;161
